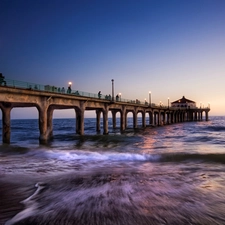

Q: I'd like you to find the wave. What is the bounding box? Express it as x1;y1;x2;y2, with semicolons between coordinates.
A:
38;149;225;164
159;152;225;164
204;125;225;132
43;150;160;162
2;145;225;165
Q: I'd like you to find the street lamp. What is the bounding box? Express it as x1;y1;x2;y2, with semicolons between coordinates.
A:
68;82;72;87
111;79;114;101
168;97;170;108
149;91;151;106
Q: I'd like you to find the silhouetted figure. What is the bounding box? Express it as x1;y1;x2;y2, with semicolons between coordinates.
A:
67;86;71;94
116;94;119;101
0;73;6;85
98;91;101;98
61;87;65;93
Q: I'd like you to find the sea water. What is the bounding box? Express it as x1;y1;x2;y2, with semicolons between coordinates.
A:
1;117;225;225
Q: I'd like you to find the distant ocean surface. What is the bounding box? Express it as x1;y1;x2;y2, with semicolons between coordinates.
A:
1;116;225;225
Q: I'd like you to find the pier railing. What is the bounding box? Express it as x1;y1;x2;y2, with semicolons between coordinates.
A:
2;78;153;105
1;78;209;110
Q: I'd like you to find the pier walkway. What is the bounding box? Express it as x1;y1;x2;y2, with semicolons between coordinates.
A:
0;78;210;144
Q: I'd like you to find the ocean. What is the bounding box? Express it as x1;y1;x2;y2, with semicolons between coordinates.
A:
1;116;225;225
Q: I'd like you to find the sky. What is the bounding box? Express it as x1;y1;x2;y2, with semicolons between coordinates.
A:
1;0;225;119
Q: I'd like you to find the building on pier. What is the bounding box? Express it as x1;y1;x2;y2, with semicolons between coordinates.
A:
171;96;196;108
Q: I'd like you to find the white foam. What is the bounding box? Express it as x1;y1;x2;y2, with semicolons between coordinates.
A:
43;150;160;162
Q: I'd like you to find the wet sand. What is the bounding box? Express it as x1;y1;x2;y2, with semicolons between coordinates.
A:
2;164;225;225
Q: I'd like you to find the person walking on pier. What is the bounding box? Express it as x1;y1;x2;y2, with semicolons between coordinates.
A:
0;73;6;85
67;86;71;94
98;91;102;98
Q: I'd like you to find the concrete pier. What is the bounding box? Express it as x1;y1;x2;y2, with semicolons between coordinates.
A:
0;85;210;144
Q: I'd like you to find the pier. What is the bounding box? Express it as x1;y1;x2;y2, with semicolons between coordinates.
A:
0;78;210;144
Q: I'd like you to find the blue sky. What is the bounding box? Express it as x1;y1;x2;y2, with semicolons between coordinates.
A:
1;0;225;118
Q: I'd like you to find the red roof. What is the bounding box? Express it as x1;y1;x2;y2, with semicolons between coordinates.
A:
171;96;195;104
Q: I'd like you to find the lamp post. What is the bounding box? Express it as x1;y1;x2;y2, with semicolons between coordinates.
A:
149;91;151;106
168;97;170;108
68;82;72;88
111;79;114;101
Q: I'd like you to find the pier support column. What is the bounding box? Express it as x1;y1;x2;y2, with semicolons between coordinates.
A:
191;111;194;121
180;112;183;122
76;108;85;135
103;106;109;134
111;110;117;128
158;112;161;126
39;107;48;144
96;110;101;133
206;111;209;121
184;112;187;122
171;112;174;123
194;112;197;121
187;111;190;121
47;107;54;139
166;113;170;124
38;99;55;143
178;113;181;122
153;112;158;126
1;103;12;144
149;112;153;125
142;112;146;128
125;112;128;128
133;111;138;128
174;112;177;123
120;107;126;132
198;111;201;121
